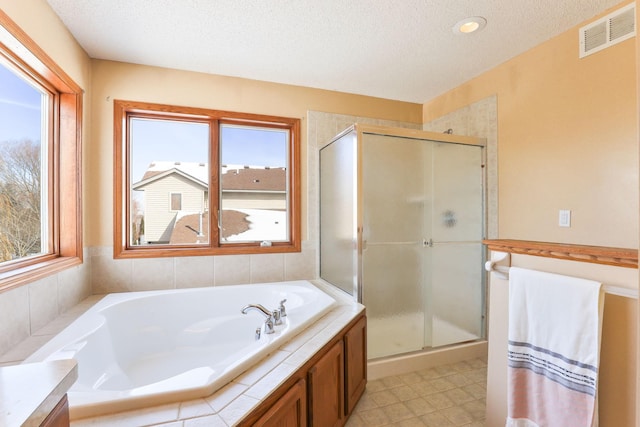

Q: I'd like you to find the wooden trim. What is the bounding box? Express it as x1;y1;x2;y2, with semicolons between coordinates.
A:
113;100;302;259
0;10;82;94
0;9;83;293
0;257;82;291
483;239;638;269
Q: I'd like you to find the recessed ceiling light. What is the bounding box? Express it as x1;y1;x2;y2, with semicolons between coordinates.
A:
453;16;487;34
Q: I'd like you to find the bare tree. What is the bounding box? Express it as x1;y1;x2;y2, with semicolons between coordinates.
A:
0;139;42;262
131;197;144;245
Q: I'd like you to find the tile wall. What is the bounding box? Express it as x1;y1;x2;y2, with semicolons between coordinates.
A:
0;251;91;363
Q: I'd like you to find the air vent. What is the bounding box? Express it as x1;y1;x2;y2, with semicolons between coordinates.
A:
579;2;635;58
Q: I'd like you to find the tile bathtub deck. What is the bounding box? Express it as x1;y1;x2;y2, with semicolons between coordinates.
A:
346;358;487;427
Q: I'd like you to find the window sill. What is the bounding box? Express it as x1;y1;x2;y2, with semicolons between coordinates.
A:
114;242;301;259
0;256;83;293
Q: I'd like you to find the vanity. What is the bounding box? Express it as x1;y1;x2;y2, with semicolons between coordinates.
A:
0;359;77;426
239;312;366;426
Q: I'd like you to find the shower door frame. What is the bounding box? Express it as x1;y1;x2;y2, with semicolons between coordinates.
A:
319;123;488;351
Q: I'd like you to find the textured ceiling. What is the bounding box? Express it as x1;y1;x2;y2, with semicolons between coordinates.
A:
46;0;624;103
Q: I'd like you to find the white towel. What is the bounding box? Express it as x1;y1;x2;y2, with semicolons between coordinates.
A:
506;267;604;427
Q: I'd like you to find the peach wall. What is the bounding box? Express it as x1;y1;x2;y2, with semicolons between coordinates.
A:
421;2;639;425
0;0;91;88
423;1;638;249
87;60;422;246
636;2;640;425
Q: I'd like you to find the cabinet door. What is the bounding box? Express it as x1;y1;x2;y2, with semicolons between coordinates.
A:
344;315;367;415
308;340;344;427
40;395;70;427
254;379;307;427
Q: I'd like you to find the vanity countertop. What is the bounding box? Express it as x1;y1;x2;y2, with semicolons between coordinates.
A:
0;359;77;427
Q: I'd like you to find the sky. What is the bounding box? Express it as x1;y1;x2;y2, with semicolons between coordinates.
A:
1;61;288;185
130;118;288;183
0;64;43;144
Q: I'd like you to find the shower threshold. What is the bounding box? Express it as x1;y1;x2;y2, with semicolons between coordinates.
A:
367;340;488;381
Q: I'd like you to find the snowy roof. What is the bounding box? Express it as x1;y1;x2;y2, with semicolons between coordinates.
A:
141;161;209;183
135;162;286;191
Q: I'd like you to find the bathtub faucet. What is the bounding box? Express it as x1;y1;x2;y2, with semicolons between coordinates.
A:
241;304;275;334
278;299;287;317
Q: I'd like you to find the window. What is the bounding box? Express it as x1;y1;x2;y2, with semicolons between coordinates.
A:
170;193;182;211
114;100;300;258
0;10;83;290
0;64;48;263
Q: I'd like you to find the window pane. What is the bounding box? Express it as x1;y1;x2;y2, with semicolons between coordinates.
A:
220;124;288;243
129;118;209;246
170;193;182;211
0;62;47;263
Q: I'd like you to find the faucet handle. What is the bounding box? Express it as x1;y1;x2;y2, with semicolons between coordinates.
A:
279;299;287;317
264;316;275;334
273;308;283;325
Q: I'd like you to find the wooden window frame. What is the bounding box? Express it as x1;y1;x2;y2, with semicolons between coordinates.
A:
114;100;301;259
0;10;83;292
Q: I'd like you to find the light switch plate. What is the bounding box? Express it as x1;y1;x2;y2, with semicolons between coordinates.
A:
559;210;571;227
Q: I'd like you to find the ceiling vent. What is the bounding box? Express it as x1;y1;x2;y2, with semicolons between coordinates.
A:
579;2;635;58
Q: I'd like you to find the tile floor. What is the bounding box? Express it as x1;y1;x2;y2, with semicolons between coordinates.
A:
346;358;487;427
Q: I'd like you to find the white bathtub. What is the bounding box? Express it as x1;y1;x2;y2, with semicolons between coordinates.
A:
26;280;336;419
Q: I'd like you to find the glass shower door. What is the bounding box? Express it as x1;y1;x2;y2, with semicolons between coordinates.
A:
320;125;486;360
427;142;484;347
362;133;426;359
319;130;358;297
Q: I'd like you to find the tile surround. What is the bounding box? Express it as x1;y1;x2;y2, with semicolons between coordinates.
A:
52;283;365;426
175;256;215;289
0;252;91;361
0;238;318;360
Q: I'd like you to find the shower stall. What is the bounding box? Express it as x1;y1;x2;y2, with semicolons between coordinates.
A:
319;124;486;361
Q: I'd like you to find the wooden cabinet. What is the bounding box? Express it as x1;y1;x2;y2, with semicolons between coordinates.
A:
344;317;367;415
241;312;366;427
344;315;366;415
254;379;307;427
308;341;344;427
40;395;70;427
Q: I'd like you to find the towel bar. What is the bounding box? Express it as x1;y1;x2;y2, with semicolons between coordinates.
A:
484;256;639;299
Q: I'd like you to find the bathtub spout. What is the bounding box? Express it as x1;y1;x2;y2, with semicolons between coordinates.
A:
241;303;271;317
241;304;275;334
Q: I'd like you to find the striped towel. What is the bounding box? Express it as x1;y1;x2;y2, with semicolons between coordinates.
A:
506;267;604;427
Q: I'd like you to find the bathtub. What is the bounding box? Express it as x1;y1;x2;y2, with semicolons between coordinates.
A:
25;280;336;419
